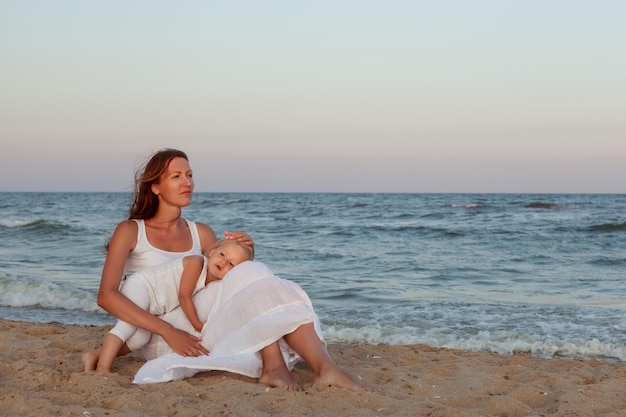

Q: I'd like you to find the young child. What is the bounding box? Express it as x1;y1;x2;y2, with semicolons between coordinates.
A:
83;238;254;373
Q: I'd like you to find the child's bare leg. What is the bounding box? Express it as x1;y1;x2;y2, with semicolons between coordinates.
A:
82;348;101;372
90;333;128;373
258;341;300;391
82;342;132;372
283;323;366;392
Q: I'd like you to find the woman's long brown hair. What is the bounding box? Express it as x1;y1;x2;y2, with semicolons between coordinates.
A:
129;148;189;219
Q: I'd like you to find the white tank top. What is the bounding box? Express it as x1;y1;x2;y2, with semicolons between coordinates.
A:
123;218;202;278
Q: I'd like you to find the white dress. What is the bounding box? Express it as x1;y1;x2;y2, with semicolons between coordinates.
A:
133;261;324;384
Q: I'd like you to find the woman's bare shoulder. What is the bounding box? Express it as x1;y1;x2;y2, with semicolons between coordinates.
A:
114;219;138;233
194;221;217;249
108;219;139;244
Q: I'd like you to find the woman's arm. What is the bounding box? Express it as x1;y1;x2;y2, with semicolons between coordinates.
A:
97;221;208;356
178;255;205;332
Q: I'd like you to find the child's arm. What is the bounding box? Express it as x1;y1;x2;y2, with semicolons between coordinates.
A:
179;255;206;332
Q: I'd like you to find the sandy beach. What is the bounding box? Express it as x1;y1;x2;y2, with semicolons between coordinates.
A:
1;318;625;417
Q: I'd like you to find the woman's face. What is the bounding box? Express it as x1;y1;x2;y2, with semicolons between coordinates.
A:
153;157;194;207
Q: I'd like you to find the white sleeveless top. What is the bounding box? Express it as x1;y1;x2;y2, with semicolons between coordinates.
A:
123;218;202;278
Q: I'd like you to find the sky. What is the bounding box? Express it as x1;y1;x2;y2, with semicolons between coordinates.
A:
1;1;625;193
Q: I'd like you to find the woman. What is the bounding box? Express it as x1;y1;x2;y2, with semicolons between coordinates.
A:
84;238;253;373
91;148;362;391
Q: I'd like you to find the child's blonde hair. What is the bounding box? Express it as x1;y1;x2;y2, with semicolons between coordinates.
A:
206;238;254;261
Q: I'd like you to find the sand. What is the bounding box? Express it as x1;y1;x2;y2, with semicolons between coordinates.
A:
1;318;625;417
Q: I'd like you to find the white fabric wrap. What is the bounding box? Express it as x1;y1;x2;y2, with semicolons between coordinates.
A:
134;261;324;384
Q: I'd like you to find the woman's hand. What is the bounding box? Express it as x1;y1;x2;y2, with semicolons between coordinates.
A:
223;230;254;248
162;326;209;357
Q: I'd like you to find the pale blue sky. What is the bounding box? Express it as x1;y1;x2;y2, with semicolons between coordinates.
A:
1;1;624;192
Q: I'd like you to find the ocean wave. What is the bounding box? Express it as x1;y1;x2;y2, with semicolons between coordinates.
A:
0;218;87;239
193;197;253;206
364;224;464;237
587;221;626;233
0;218;43;228
588;257;626;267
319;302;626;362
524;202;559;209
451;203;484;209
0;275;101;314
322;323;626;362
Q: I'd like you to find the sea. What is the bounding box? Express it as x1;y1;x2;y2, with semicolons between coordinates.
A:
1;192;624;362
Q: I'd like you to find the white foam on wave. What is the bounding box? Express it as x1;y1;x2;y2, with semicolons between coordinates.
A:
0;218;40;228
318;302;626;362
451;203;481;209
322;323;626;361
0;274;102;314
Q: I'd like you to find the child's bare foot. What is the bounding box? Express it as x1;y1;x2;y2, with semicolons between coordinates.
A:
313;364;368;392
81;351;98;372
258;366;301;391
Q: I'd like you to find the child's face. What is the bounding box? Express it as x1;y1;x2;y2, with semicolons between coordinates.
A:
206;243;249;279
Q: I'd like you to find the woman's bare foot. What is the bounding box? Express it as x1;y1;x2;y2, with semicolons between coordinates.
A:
258;366;301;391
81;351;99;372
313;363;368;392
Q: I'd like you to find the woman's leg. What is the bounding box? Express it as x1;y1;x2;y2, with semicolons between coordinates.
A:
282;323;365;392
